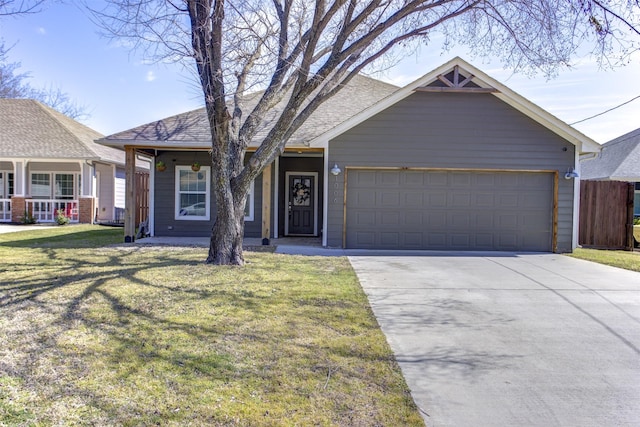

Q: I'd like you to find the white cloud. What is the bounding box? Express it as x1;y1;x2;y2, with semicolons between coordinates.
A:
37;27;46;35
146;71;156;82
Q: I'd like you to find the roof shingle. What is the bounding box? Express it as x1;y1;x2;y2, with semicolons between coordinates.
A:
581;127;640;181
0;99;124;165
100;75;399;147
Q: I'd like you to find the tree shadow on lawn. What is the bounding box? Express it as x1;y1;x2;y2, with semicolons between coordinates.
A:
0;247;415;424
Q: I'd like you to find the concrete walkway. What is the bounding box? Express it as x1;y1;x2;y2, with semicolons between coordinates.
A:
349;252;640;426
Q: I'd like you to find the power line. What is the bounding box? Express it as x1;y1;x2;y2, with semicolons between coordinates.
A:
569;94;640;125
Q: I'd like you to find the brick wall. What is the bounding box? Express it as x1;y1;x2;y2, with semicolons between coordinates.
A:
10;197;27;223
79;197;95;224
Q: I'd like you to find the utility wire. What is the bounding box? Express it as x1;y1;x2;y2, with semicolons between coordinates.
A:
570;94;640;125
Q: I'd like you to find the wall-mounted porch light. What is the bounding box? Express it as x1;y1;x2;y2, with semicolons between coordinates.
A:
564;167;579;180
330;164;342;176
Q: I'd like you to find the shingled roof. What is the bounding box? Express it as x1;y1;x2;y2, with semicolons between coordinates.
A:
581;127;640;181
0;99;124;165
99;74;399;148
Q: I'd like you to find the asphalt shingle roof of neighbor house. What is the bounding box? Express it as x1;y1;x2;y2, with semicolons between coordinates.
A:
581;127;640;181
99;75;399;148
0;98;125;165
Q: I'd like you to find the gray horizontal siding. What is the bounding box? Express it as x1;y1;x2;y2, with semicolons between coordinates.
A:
327;92;576;251
154;151;264;238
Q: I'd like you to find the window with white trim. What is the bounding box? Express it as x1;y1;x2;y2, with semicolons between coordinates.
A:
175;166;210;220
55;174;74;200
31;173;51;198
244;180;255;221
30;173;78;199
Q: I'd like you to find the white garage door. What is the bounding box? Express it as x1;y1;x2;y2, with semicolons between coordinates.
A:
346;169;554;251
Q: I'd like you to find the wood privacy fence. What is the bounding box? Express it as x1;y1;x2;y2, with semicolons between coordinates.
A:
579;180;634;250
135;172;149;226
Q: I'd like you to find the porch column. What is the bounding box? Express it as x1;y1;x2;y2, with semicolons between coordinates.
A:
78;161;95;224
124;146;136;242
261;163;272;245
13;160;26;196
11;160;28;223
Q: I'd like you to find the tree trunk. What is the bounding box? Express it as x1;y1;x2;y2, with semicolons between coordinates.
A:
206;197;246;265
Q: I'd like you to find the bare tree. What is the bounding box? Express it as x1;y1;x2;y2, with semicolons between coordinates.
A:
0;42;89;119
91;0;640;265
0;0;44;16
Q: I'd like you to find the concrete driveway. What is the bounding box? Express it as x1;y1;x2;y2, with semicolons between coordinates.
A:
349;252;640;427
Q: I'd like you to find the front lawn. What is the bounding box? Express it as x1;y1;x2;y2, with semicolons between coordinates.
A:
0;226;423;426
568;247;640;272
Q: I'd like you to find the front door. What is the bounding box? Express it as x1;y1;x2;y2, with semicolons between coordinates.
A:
286;173;317;235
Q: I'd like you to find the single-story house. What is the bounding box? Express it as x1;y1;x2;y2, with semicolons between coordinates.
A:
581;127;640;217
98;57;600;252
0;98;146;224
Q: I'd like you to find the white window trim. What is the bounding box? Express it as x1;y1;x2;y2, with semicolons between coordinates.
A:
245;180;255;221
29;172;79;199
175;166;211;221
30;172;52;198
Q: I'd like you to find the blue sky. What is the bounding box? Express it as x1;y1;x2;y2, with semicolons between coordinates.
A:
2;2;639;144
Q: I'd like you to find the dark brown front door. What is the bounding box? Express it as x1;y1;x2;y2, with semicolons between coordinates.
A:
287;174;315;235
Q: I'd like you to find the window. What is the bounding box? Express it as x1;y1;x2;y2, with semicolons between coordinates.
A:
55;174;74;200
31;173;51;198
31;173;77;199
175;166;210;220
8;173;13;198
244;180;255;221
0;172;13;199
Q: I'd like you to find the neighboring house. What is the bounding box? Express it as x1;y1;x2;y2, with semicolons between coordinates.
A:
98;57;600;252
581;127;640;217
0;99;140;224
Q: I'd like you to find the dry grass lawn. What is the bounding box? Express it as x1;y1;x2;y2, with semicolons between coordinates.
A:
0;225;423;426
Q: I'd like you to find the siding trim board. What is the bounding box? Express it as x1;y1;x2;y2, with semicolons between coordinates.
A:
342;166;559;252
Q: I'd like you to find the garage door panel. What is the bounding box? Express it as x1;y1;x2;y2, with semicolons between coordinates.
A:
379;171;400;186
427;172;448;186
346;169;553;251
404;192;424;206
380;191;400;206
381;211;400;225
404;232;423;246
475;192;495;206
404;171;425;187
355;211;376;226
451;193;471;207
356;191;376;207
354;231;375;246
429;193;447;207
380;232;399;246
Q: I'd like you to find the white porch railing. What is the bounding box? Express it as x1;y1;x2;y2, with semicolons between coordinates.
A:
26;200;79;223
0;199;10;222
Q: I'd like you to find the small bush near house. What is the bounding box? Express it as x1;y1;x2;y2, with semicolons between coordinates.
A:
55;209;70;226
20;210;36;224
633;217;640;226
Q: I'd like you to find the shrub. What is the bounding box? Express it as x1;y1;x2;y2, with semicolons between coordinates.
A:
21;210;37;224
55;209;70;226
634;217;640;226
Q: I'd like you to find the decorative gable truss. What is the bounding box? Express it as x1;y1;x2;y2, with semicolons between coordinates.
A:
416;65;498;94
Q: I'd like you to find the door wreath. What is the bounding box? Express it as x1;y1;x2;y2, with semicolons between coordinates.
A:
292;180;311;205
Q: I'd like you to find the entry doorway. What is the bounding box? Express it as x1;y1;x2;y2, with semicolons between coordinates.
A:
285;172;318;236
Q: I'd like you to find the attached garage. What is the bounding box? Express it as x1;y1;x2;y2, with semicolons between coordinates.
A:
344;168;556;251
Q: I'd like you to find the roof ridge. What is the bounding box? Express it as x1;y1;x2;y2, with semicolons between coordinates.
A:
33;100;103;158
